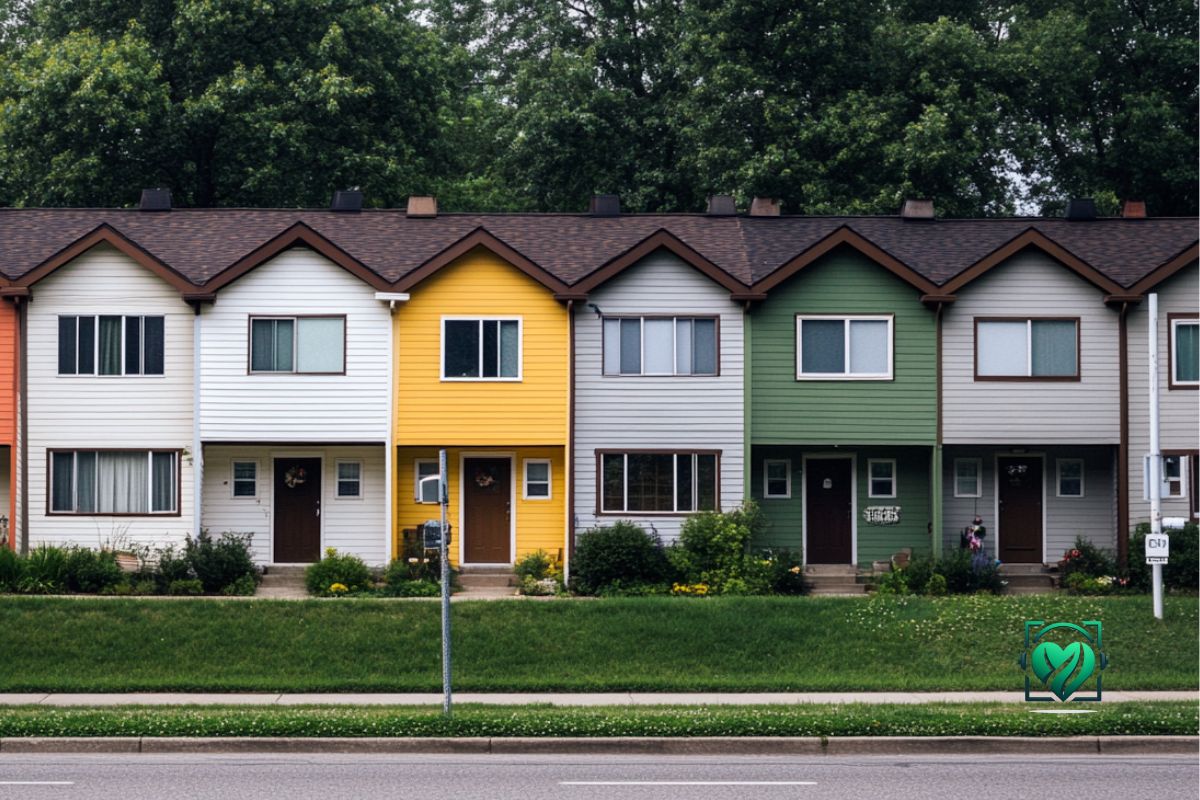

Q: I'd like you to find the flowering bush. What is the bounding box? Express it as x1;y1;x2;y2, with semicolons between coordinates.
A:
304;548;372;596
328;582;349;595
671;582;709;596
1056;536;1115;580
1063;572;1128;595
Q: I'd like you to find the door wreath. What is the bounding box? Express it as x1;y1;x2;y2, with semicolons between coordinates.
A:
284;465;308;488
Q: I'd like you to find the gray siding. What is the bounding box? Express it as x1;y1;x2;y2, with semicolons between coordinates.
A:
942;252;1121;444
1127;263;1199;527
573;252;744;542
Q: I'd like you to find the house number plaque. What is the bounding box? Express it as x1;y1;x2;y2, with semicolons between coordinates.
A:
862;506;901;525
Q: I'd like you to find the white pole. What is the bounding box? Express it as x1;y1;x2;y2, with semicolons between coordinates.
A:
439;448;452;715
1148;294;1163;620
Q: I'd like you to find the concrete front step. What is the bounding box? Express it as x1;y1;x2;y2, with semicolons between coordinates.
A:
808;584;868;595
457;574;516;588
262;565;309;578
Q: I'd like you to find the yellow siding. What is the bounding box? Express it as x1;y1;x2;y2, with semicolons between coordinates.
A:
394;248;569;446
393;446;566;566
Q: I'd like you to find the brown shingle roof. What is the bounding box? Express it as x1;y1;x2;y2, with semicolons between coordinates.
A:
0;208;1194;291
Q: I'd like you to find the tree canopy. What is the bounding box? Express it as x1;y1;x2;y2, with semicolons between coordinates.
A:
0;0;1194;215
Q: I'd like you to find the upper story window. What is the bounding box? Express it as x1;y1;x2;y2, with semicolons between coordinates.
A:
976;318;1078;380
58;315;164;376
1170;315;1198;388
442;318;521;380
250;316;345;374
602;317;718;376
50;449;178;515
796;315;893;380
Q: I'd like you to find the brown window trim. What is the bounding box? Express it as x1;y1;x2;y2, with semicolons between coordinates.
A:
793;313;896;382
973;316;1082;382
594;448;722;516
246;314;348;376
1162;449;1200;518
1167;313;1199;390
598;314;722;377
46;448;183;517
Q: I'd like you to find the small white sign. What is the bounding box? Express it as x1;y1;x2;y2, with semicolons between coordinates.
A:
1145;534;1169;564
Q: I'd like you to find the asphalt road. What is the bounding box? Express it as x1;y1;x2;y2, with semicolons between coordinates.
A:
0;753;1195;800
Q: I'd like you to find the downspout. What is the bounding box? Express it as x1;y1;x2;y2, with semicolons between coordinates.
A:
192;304;203;538
18;297;27;555
565;299;575;583
1116;301;1130;570
374;292;410;563
931;302;944;559
743;301;753;506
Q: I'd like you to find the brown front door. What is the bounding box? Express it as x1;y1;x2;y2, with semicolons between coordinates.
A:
274;457;322;562
806;458;853;563
464;457;511;563
998;456;1043;563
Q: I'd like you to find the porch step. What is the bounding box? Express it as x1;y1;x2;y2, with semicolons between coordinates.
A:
804;566;867;595
457;566;517;594
262;565;308;578
257;565;309;599
999;565;1057;595
807;583;869;596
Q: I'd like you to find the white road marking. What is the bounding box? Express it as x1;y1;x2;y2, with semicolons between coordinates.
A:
561;781;817;786
0;782;74;785
1028;709;1098;714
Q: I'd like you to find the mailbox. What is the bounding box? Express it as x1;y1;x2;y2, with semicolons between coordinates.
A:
423;519;450;550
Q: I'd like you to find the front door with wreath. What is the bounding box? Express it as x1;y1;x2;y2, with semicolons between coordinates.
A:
463;457;511;563
274;457;322;562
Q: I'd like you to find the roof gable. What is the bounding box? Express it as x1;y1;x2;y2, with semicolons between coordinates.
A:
570;229;748;295
1126;244;1200;294
392;227;571;295
750;226;939;295
14;223;196;294
940;229;1125;295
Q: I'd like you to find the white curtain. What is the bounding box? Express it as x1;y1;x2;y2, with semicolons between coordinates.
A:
97;452;148;513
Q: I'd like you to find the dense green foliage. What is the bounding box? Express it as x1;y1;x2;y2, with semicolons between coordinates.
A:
1130;521;1199;592
0;594;1193;691
0;0;1193;214
304;548;373;595
571;521;672;594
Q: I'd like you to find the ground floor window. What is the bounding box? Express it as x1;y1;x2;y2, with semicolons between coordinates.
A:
763;459;791;498
867;459;896;498
523;460;552;499
336;461;362;498
954;458;981;497
415;459;439;503
50;450;178;514
1056;458;1084;497
232;460;258;497
600;451;718;513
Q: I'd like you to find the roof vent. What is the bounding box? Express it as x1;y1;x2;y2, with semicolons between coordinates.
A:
1064;198;1097;221
330;189;363;212
706;195;737;216
1120;199;1147;219
749;197;781;217
406;196;438;218
589;194;621;217
139;188;172;211
900;198;934;220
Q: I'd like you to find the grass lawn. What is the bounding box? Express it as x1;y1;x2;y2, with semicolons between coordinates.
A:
0;594;1195;692
0;702;1193;737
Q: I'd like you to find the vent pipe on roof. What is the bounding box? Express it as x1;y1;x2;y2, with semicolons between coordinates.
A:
331;189;363;212
706;195;737;216
589;194;621;216
406;196;437;218
1064;198;1097;221
749;197;781;217
1120;199;1147;219
139;188;172;211
900;198;934;220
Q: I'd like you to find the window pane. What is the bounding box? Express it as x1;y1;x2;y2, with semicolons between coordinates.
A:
1031;320;1076;376
619;319;641;374
417;460;440;503
602;454;625;511
152;452;175;512
481;320;499;377
955;460;979;496
603;319;621;375
675;454;692;511
76;451;96;513
444;320;479;377
627;454;674;511
870;461;893;480
849;320;888;374
643;319;674;374
77;316;95;374
977;321;1027;376
696;454;717;510
1176;323;1199;382
297;318;343;373
500;320;519;377
51;452;74;512
675;319;692;375
338;462;361;481
251;319;276;371
274;320;295;371
97;451;148;513
801;319;845;374
99;316;122;375
124;317;141;375
233;462;256;497
58;317;77;375
692;319;717;375
765;461;789;498
526;462;549;482
143;317;164;375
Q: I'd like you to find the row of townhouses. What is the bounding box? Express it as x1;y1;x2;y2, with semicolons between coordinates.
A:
0;193;1194;572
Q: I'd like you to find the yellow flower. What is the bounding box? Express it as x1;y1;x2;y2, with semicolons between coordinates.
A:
789;566;802;574
329;582;348;594
408;557;419;563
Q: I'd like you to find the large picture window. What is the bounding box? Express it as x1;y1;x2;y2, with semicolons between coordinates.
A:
602;317;717;375
58;315;164;376
796;315;893;379
976;318;1078;379
600;452;718;513
442;318;521;380
50;450;178;515
1170;315;1198;388
250;316;345;374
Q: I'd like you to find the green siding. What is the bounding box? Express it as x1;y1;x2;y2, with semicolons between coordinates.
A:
749;250;937;444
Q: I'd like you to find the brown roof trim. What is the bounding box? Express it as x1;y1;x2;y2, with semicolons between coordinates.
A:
0;287;29;298
750;226;939;295
570;229;748;295
1104;294;1143;306
14;223;197;294
939;228;1126;295
202;221;391;292
1125;244;1199;294
393;227;570;294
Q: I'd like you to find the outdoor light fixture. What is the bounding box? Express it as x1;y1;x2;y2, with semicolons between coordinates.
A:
587;302;603;316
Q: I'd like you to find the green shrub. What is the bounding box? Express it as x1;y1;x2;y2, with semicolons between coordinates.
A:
762;549;808;595
514;550;553;581
154;546;193;591
186;531;258;594
131;578;158;596
168;578;203;596
874;568;910;595
923;573;948;596
940;550;1004;594
384;579;441;597
571;522;671;595
381;558;442;597
22;545;68;593
220;574;258;596
674;509;751;580
1056;536;1116;579
305;548;372;595
0;546;23;592
1129;522;1199;592
64;548;124;594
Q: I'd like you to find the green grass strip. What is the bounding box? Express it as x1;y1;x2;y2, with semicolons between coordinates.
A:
0;595;1195;692
0;703;1193;738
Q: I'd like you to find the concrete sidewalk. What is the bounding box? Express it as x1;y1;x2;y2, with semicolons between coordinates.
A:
0;691;1194;706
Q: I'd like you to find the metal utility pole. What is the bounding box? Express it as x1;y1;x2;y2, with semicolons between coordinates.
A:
439;449;452;715
1147;295;1164;620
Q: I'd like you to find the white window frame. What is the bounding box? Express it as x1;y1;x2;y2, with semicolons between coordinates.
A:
1055;458;1085;498
230;459;259;499
1170;318;1199;387
867;459;897;498
335;460;363;500
762;459;791;499
975;318;1079;378
1163;455;1188;498
795;315;894;380
57;314;166;378
440;316;523;382
49;449;179;515
248;315;346;375
522;459;553;500
599;452;719;514
414;459;440;503
953;458;982;498
601;316;719;376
